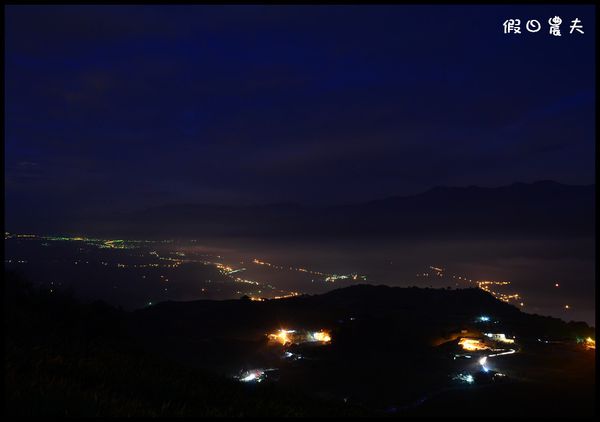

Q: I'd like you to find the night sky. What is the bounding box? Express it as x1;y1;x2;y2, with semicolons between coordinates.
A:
5;5;595;226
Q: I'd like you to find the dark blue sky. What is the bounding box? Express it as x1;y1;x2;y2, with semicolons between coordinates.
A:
5;5;596;223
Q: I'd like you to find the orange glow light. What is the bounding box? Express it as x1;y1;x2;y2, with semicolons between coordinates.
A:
585;337;595;350
459;338;490;351
268;329;293;345
313;330;331;343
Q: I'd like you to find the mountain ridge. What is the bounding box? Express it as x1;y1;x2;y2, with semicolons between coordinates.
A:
17;181;593;238
104;181;594;238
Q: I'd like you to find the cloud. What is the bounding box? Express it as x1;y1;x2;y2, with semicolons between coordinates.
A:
4;5;596;218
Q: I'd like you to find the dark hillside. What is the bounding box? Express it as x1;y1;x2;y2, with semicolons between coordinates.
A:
4;271;368;417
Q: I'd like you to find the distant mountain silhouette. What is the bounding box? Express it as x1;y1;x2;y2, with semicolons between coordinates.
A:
92;181;594;238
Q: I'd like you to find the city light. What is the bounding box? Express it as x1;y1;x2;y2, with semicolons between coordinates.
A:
419;266;524;307
453;373;475;384
241;372;258;382
235;368;277;383
311;330;332;343
267;329;332;345
585;337;595;350
268;329;294;346
479;356;488;372
253;258;366;283
459;338;489;351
